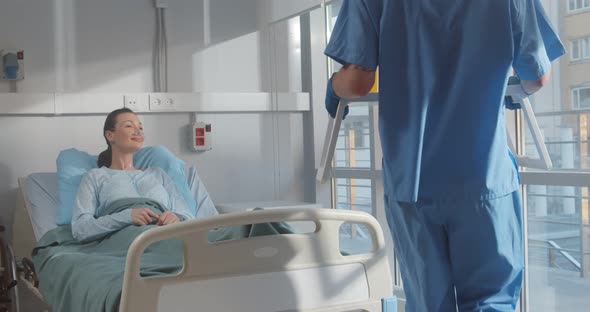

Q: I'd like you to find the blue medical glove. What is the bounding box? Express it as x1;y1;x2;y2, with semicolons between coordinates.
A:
505;76;524;110
505;96;522;110
326;74;349;119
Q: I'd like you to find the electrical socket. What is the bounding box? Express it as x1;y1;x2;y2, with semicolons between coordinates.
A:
149;94;176;111
124;94;148;112
150;95;163;110
124;95;138;107
165;97;174;108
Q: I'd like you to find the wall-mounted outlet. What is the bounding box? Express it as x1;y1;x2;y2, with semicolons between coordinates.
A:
149;94;177;111
150;94;163;110
124;95;138;107
165;97;175;108
124;94;148;112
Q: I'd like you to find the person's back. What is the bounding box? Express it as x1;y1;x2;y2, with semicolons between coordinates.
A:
324;0;564;311
377;0;531;201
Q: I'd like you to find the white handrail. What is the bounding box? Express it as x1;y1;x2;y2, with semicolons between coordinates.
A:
119;208;392;312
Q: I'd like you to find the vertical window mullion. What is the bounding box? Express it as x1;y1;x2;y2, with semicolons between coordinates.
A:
581;87;590;109
369;104;377;217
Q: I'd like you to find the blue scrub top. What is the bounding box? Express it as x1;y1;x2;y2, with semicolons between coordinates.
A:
325;0;565;203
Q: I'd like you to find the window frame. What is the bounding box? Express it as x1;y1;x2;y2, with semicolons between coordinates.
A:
572;86;590;110
568;0;590;13
570;36;590;62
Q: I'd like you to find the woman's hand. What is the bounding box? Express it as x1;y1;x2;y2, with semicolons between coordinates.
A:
131;208;160;226
156;211;180;226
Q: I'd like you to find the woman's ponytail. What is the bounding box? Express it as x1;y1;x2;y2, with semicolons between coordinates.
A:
97;145;112;168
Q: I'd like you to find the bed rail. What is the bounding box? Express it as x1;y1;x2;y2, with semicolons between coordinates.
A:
120;208;393;312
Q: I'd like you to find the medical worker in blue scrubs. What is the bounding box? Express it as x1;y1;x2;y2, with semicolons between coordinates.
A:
324;0;565;311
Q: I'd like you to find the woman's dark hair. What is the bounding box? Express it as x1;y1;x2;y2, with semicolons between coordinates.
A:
98;108;135;168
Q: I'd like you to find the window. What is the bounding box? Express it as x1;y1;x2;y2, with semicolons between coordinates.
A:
573;87;590;109
334;106;372;169
524;181;590;312
326;0;396;284
571;37;590;62
328;1;378;215
569;0;590;12
331;101;383;262
335;178;372;214
522;3;590;311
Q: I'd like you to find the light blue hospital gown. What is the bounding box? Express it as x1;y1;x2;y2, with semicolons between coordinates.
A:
325;0;565;311
71;167;194;242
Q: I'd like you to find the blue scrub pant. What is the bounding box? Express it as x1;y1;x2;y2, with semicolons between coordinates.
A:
385;191;524;312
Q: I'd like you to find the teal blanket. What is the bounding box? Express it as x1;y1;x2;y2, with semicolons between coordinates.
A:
32;198;293;312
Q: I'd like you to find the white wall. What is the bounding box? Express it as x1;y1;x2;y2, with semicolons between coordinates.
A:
209;0;260;46
0;0;311;237
259;0;324;24
193;32;263;92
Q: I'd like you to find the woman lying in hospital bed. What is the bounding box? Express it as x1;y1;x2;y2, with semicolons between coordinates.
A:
31;108;292;312
23;108;395;312
71;108;194;243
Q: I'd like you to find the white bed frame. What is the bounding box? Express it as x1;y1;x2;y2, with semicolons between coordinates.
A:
9;177;396;312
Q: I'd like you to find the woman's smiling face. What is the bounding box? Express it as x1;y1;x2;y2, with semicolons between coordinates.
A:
105;112;144;153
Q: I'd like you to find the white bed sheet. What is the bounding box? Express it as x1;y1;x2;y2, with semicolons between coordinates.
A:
24;173;59;240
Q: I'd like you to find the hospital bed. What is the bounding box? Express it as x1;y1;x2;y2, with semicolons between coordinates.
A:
2;167;397;312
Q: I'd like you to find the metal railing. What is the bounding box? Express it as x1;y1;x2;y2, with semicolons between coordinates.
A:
547;240;582;270
529;239;583;271
521;170;590;278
